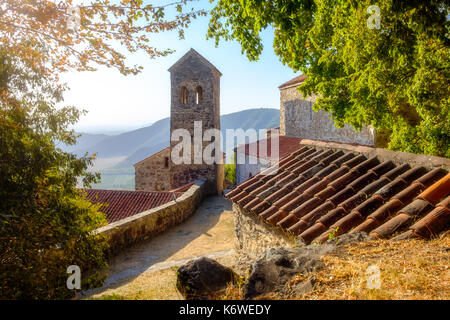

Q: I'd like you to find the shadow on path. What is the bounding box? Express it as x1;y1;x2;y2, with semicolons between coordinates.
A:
85;195;233;296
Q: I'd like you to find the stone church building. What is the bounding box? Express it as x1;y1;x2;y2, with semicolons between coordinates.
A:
134;48;376;194
134;49;224;195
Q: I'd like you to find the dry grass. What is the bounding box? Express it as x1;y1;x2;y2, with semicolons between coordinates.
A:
222;235;450;300
92;255;237;300
91;266;183;300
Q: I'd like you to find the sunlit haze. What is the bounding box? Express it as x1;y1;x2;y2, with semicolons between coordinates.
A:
60;3;298;134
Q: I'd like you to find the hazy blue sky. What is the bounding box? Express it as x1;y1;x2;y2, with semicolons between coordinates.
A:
62;2;299;134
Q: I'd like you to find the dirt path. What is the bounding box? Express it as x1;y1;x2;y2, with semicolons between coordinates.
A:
86;195;235;299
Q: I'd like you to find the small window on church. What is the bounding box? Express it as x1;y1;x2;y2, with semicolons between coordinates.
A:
195;86;203;104
181;86;188;104
164;156;169;168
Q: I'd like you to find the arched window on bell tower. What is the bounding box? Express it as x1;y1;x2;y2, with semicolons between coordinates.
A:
195;86;203;104
180;86;188;104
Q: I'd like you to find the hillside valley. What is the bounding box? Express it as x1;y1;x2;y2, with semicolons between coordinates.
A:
65;108;280;190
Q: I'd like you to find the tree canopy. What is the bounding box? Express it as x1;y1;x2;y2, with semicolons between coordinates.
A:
1;0;206;78
0;0;204;299
0;51;110;299
208;0;449;157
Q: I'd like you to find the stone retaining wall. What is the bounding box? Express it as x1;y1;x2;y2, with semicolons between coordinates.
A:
233;204;298;260
97;179;207;254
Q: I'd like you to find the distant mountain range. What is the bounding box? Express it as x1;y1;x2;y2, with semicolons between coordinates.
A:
64;108;280;189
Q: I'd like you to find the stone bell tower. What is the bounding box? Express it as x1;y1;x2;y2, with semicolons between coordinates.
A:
168;48;223;194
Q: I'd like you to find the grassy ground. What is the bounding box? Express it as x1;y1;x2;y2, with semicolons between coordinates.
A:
222;234;450;300
93;255;236;300
95;267;182;300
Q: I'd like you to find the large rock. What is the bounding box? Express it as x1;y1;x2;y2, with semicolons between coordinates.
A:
243;245;334;299
242;232;372;299
176;257;237;299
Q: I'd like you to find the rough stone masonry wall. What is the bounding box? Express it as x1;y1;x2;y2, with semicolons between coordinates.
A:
169;53;221;194
97;179;207;255
280;85;376;146
134;147;171;191
233;203;298;261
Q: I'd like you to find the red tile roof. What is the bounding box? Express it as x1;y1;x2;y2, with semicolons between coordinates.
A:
84;189;184;223
279;75;308;89
170;181;195;193
226;145;450;243
235;136;303;160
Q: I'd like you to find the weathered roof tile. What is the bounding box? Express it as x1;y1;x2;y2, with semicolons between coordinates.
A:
409;196;450;238
418;173;450;204
84;189;183;223
230;142;449;243
259;206;278;219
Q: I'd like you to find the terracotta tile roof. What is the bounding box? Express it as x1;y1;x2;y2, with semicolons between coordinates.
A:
235;136;303;160
84;189;184;223
278;75;307;89
170;181;195;192
226;144;450;243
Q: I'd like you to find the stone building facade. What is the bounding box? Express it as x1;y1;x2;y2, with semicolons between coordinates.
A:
134;49;224;194
134;147;171;191
279;76;376;146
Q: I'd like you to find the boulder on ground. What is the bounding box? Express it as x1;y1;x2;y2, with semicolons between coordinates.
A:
176;257;237;299
243;231;372;299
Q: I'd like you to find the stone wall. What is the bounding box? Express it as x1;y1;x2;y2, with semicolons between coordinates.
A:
97;179;207;254
233;204;298;260
280;85;376;146
134;147;171;191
